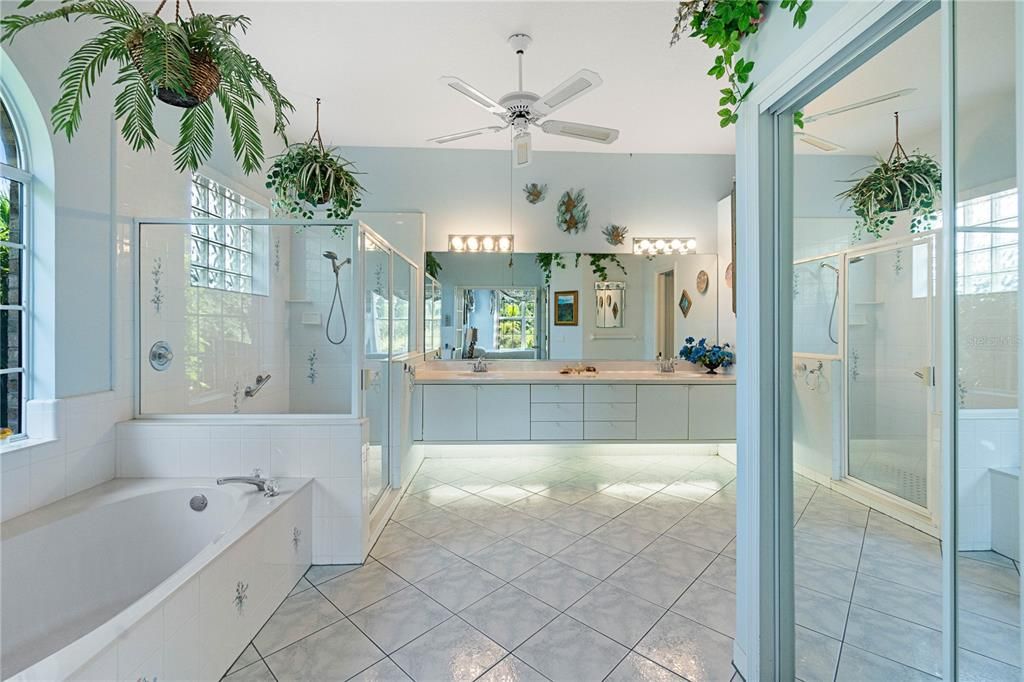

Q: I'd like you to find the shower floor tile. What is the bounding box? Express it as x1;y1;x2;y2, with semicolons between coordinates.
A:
222;452;974;681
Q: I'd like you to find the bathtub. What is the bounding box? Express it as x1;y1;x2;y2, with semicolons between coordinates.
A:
2;477;313;681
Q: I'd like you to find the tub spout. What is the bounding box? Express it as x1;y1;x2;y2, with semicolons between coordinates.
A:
217;469;280;497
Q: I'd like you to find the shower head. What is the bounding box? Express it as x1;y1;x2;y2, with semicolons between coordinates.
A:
322;251;351;275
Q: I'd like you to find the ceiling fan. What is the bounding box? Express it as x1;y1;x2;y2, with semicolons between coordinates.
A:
428;33;619;167
795;88;917;152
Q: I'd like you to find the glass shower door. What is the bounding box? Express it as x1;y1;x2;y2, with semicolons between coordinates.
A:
362;231;391;510
845;238;934;508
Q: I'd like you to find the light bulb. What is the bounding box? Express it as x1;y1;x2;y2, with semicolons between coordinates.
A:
498;236;512;251
451;236;464;251
639;239;651;250
482;236;495;251
654;239;666;250
686;239;697;250
670;239;682;251
466;236;480;251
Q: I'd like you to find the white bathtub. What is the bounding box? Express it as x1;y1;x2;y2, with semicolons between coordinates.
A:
2;477;313;681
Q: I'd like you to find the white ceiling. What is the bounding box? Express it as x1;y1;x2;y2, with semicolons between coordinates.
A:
209;1;736;154
798;5;1015;157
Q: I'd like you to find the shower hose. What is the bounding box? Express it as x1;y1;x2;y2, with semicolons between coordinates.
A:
326;272;348;345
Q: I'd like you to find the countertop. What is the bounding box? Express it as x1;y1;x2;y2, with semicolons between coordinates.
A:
414;369;736;385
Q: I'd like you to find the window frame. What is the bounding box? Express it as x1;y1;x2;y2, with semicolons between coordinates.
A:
494;288;537;351
189;174;267;295
0;96;30;440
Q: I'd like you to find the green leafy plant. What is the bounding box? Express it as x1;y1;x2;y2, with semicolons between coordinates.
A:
266;99;364;222
836;114;941;238
1;0;292;174
535;252;566;285
670;0;812;127
574;253;628;282
425;252;442;279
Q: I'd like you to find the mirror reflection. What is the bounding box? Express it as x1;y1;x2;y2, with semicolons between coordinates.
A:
425;251;721;361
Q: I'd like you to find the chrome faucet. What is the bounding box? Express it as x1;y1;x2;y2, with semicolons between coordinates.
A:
217;468;280;497
472;358;489;373
656;354;677;373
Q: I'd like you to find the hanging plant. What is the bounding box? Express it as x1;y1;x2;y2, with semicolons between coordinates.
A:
266;98;365;225
575;253;628;282
836;113;941;239
556;188;589;234
535;253;566;285
425;252;442;279
523;183;547;204
1;0;292;174
602;224;629;246
670;0;812;128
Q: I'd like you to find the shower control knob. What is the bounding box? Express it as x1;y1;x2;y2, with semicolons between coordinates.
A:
148;341;174;371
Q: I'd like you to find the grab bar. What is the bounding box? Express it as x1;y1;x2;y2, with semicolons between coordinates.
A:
244;374;272;398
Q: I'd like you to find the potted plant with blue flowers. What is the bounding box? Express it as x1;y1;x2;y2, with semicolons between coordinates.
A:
680;337;735;374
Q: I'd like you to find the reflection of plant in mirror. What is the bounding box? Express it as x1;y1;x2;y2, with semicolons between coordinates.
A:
575;253;628;282
425;252;443;279
837;151;941;239
536;252;566;285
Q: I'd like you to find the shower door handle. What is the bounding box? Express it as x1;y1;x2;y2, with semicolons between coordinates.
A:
914;367;935;386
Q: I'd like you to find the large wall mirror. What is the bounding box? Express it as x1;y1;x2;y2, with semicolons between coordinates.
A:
423;250;720;361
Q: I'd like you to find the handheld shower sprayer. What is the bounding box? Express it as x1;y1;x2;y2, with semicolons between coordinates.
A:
820;261;840;345
322;251;350;345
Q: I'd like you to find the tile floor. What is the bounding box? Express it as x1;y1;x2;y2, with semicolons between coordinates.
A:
222;452;1020;681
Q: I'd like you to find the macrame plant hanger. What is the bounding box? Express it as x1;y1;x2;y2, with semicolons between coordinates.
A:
887;112;908;165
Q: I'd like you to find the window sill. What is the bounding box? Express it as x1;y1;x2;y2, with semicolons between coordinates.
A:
0;434;58;455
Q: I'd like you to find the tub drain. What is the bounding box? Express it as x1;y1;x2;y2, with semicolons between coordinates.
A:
190;494;208;512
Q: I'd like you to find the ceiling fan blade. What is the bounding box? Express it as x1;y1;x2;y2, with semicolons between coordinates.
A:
802;88;916;125
533;69;603;116
440;76;507;115
795;131;846;153
427;126;506;144
540;120;619;144
512;131;532;168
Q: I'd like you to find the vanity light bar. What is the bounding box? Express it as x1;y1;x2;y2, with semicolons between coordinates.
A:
632;237;697;256
448;234;514;253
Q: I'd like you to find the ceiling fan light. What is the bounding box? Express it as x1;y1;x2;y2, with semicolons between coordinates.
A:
513;131;532;168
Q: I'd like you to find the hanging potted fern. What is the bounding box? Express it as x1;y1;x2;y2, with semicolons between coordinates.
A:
837;113;942;238
1;0;292;174
266;98;365;226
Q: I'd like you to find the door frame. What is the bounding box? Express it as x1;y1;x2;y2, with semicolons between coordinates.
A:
732;1;944;678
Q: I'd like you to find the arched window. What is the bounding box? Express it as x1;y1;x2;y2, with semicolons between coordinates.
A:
0;97;29;438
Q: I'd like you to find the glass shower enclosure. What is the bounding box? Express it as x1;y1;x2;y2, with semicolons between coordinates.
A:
136;219;413;513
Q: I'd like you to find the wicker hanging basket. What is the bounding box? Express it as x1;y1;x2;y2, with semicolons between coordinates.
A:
127;0;221;108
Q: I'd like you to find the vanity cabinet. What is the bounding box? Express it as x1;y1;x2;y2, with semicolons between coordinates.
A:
422;385;478;441
418;380;735;443
688;384;737;440
637;385;690;440
477;385;531;441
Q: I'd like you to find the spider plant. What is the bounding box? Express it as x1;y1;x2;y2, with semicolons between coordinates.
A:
1;0;292;174
837;115;941;238
266;99;365;222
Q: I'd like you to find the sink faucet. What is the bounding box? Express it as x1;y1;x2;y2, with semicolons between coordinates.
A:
217;468;280;497
472;358;489;373
656;354;677;373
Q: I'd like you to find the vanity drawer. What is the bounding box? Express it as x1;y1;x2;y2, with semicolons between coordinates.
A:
584;402;636;421
584;384;637;404
532;402;584;422
531;420;584;440
531;384;583;403
584;421;637;440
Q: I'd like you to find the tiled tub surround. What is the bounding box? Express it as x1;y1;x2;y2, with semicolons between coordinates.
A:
2;477;312;681
957;409;1020;551
116;419;370;564
223;452;1019;681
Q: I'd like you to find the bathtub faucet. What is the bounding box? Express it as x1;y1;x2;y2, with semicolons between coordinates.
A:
217;468;280;497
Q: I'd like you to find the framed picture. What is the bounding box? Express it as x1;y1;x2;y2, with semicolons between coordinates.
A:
554;290;579;326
